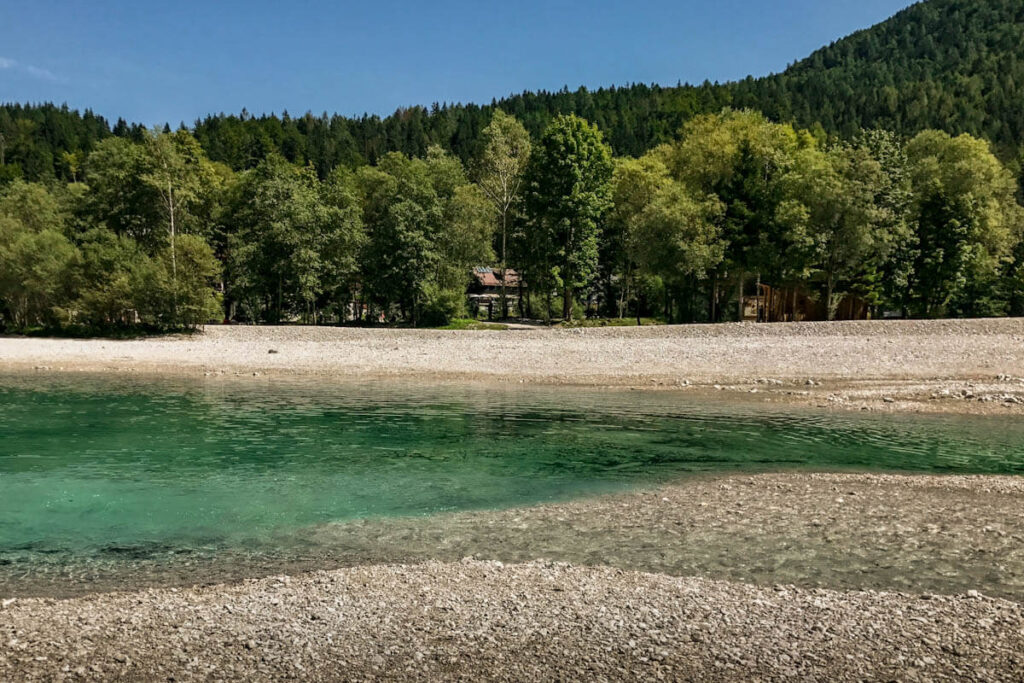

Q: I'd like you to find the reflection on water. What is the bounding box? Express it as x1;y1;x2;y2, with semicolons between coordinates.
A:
1;373;1023;597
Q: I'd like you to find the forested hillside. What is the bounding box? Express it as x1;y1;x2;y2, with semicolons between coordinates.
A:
3;0;1024;182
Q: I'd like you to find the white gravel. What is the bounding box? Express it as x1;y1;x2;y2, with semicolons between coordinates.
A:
4;319;1024;412
1;318;1022;383
2;560;1022;682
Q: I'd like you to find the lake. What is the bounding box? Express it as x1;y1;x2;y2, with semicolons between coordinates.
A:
2;374;1023;597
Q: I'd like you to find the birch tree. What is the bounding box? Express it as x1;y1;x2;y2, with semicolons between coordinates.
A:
474;111;531;317
141;131;216;321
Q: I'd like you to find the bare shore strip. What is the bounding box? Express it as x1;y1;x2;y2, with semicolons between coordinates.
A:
4;318;1024;413
3;559;1022;681
3;474;1024;680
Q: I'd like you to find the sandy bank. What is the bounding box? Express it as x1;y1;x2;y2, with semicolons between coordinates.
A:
4;318;1024;413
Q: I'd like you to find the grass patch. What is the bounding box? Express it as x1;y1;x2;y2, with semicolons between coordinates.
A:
437;318;510;331
558;317;666;328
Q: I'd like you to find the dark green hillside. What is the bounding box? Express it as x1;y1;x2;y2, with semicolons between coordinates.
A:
735;0;1024;152
3;0;1024;181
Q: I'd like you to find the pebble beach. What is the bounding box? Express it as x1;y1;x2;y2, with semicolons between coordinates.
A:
3;318;1024;413
3;321;1024;680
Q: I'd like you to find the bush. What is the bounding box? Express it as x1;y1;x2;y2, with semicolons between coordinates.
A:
418;284;466;327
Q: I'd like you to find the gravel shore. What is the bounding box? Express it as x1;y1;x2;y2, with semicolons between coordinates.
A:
8;473;1021;602
3;559;1022;682
3;474;1024;680
5;322;1024;679
4;318;1024;413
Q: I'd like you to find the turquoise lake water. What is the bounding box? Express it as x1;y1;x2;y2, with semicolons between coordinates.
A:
2;374;1024;595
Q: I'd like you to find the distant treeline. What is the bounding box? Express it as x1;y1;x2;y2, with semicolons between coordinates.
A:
4;0;1024;184
1;108;1022;333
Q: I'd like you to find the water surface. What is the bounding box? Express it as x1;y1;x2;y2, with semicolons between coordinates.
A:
2;374;1023;596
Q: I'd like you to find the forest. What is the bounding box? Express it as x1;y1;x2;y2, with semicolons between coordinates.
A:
4;0;1024;183
1;107;1022;332
3;0;1024;331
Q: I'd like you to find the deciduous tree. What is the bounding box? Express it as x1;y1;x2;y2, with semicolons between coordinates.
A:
523;115;613;320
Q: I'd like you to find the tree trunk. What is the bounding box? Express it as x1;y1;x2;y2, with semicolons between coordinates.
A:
618;270;627;320
736;273;745;322
827;274;836;322
500;211;508;319
563;223;574;322
277;277;283;323
710;276;719;322
168;182;178;323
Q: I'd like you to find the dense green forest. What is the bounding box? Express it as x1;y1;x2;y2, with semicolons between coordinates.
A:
3;0;1024;331
2;108;1022;331
4;0;1024;183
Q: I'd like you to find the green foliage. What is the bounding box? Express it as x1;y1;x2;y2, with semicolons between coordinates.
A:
0;180;67;234
357;152;444;321
73;228;145;328
474;111;531;317
906;130;1023;316
617;154;725;283
667;111;812;285
848;130;917;310
778;144;887;319
2;97;1024;333
524;115;613;320
134;234;222;330
0;215;78;329
83;137;163;248
226;154;362;322
357;147;492;325
418;283;467;327
437;185;495;289
7;0;1024;184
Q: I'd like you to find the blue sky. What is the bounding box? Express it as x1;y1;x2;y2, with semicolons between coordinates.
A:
0;0;914;126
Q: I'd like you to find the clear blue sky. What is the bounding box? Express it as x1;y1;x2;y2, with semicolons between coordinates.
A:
1;0;914;126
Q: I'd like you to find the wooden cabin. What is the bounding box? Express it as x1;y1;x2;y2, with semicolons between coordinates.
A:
468;267;525;318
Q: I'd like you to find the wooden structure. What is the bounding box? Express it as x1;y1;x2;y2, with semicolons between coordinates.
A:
468;267;525;318
743;283;870;322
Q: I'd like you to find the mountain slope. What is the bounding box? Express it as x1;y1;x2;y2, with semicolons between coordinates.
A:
739;0;1024;149
2;0;1023;182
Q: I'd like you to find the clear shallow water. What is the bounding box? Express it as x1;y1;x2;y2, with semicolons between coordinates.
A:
2;374;1024;595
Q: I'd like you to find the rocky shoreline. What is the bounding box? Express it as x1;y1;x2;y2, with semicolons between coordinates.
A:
3;560;1022;681
4;321;1024;679
3;473;1024;680
4;318;1024;414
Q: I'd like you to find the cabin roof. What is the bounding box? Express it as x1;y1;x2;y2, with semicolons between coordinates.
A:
472;267;523;288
